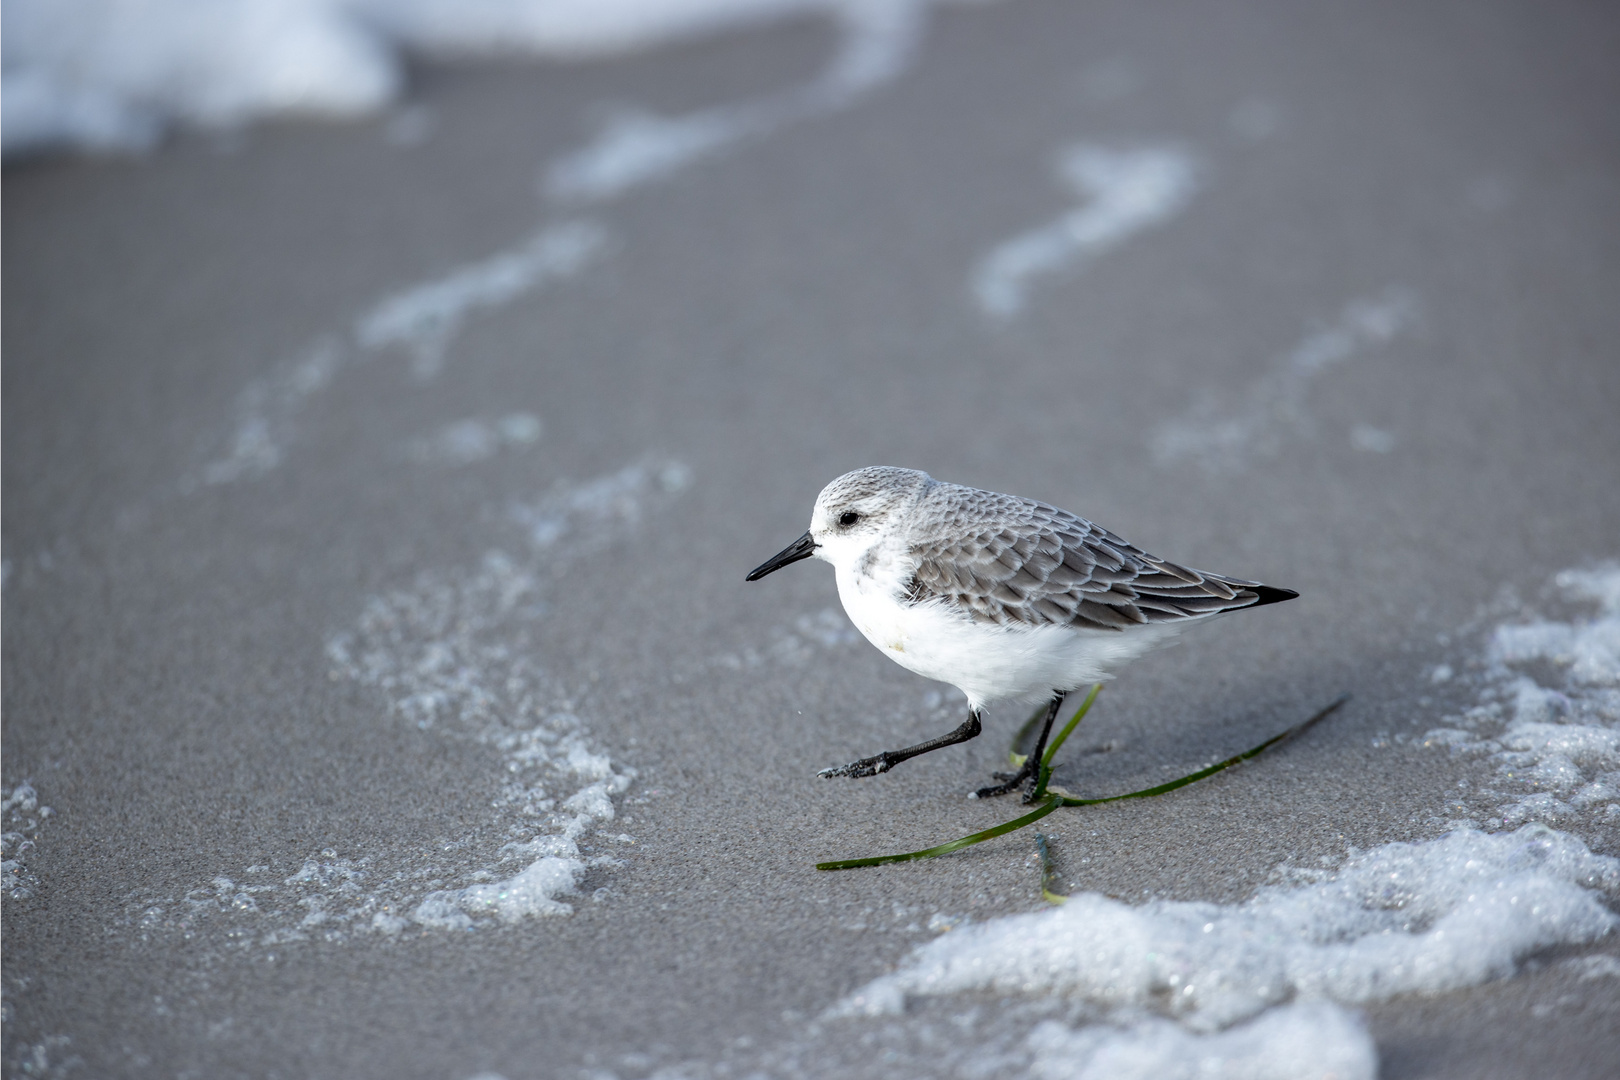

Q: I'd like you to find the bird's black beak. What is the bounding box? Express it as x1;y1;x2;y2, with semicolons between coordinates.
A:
745;531;817;581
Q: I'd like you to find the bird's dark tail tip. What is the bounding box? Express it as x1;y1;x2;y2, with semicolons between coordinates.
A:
1249;585;1300;607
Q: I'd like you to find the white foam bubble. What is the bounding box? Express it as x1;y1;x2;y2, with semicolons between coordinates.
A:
1556;565;1620;616
1024;1002;1375;1080
5;0;976;160
2;781;55;901
972;144;1201;318
414;854;583;929
1151;288;1417;471
3;0;395;157
1423;563;1620;830
837;825;1617;1029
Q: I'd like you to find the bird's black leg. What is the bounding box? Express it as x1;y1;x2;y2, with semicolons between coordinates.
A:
973;691;1064;801
819;711;983;779
988;699;1064;781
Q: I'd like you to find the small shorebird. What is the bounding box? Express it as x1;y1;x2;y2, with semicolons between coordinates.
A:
746;467;1297;799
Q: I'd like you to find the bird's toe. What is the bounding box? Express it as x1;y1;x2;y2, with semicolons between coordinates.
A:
975;762;1037;799
819;755;892;779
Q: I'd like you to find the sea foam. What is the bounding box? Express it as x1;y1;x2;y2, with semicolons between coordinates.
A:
407;413;543;467
542;0;931;203
198;220;604;487
569;567;1620;1080
1021;1002;1377;1080
122;457;689;946
1422;564;1620;831
835;825;1617;1028
1;781;54;901
4;0;981;159
823;572;1620;1051
972;144;1201;318
1151;287;1417;472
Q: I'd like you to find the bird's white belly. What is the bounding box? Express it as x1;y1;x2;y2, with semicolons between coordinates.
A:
835;568;1183;710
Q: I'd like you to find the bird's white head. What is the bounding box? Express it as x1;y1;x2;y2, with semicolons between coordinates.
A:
807;466;934;569
744;466;934;582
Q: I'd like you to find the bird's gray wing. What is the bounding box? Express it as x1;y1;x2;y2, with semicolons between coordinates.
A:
907;488;1269;630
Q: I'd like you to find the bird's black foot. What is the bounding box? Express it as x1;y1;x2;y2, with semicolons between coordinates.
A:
974;692;1066;801
818;753;898;779
972;759;1039;801
819;712;985;780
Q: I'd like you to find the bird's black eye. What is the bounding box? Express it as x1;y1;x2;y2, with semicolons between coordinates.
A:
838;511;861;528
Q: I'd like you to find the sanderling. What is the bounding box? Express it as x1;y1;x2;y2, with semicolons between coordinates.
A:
746;467;1297;799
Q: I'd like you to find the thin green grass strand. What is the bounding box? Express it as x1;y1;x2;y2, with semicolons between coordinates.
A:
1030;683;1103;801
1042;683;1104;767
815;798;1061;870
813;695;1349;872
1049;694;1350;807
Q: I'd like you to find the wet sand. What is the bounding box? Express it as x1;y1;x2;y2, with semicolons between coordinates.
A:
5;2;1620;1077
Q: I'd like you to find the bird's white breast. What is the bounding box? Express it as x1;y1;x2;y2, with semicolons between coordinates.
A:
831;541;1185;710
832;545;918;658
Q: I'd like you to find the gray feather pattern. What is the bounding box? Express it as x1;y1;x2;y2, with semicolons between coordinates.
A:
906;482;1269;631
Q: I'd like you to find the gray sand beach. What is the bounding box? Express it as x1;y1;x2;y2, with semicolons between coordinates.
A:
5;2;1620;1077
